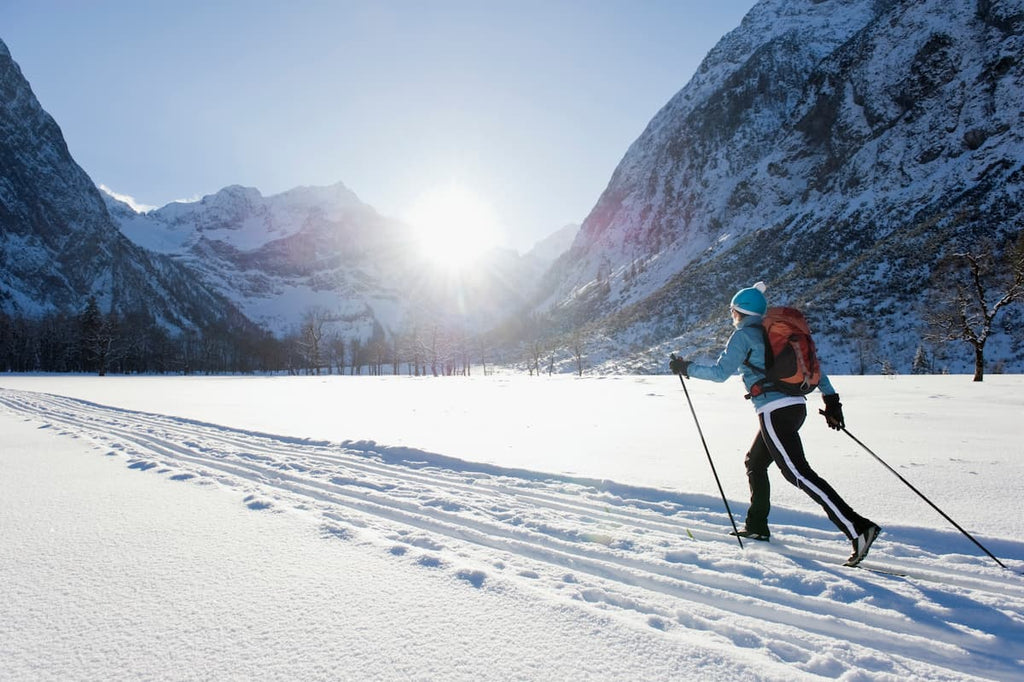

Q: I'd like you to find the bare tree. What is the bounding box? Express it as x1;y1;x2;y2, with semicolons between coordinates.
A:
571;330;585;377
299;307;331;375
371;336;387;375
401;325;425;376
429;325;440;376
925;233;1024;381
850;320;877;376
327;333;346;375
349;338;363;375
476;335;490;376
390;336;401;376
526;340;542;376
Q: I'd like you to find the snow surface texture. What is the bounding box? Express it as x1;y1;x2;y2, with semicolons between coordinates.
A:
1;374;1022;681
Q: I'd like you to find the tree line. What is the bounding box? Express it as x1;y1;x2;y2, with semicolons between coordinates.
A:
0;296;283;375
289;307;494;377
0;297;500;377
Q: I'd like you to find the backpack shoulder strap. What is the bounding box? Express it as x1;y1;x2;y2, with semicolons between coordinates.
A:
742;323;769;374
742;323;777;401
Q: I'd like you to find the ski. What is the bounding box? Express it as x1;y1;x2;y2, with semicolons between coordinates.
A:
726;532;910;577
853;564;907;578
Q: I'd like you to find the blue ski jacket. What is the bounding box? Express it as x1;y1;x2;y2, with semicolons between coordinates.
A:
686;315;837;411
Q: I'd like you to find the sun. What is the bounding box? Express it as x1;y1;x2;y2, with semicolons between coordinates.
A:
405;184;502;270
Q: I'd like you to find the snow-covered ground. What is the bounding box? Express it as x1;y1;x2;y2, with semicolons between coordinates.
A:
1;374;1022;681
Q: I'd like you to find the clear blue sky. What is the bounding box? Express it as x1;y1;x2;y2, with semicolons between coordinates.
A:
1;1;755;251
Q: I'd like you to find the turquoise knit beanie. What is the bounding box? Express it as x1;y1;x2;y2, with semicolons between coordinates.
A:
730;281;768;316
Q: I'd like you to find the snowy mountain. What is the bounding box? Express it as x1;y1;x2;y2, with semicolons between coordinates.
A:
104;185;567;340
534;0;1024;374
105;183;413;339
0;38;246;334
0;34;565;357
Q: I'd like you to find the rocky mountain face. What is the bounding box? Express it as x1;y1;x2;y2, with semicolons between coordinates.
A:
0;38;245;334
536;0;1024;373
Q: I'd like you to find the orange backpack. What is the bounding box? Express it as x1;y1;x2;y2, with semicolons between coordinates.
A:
745;306;821;398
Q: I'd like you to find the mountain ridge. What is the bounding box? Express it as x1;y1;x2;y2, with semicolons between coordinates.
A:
0;37;248;336
530;0;1024;374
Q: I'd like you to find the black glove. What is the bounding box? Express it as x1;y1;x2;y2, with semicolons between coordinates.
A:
820;394;845;430
669;355;690;378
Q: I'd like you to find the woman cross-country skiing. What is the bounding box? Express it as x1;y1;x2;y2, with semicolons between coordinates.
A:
670;282;881;567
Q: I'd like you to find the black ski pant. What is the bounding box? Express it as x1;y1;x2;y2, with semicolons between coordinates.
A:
743;402;872;541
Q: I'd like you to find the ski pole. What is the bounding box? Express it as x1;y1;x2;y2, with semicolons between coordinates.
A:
833;422;1013;573
672;355;743;549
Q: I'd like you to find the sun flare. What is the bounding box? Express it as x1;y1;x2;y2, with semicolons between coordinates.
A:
406;184;502;270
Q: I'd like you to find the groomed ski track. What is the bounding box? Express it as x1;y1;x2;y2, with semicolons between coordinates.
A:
2;388;1022;681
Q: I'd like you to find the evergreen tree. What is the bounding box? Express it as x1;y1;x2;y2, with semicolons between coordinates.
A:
911;344;931;375
79;296;115;376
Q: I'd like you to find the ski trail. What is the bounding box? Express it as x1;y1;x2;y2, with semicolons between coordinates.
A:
2;388;1022;681
16;390;1015;595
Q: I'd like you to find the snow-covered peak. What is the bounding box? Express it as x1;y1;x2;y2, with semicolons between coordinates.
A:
201;183;263;206
275;181;362;211
126;181;379;253
675;0;874;110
